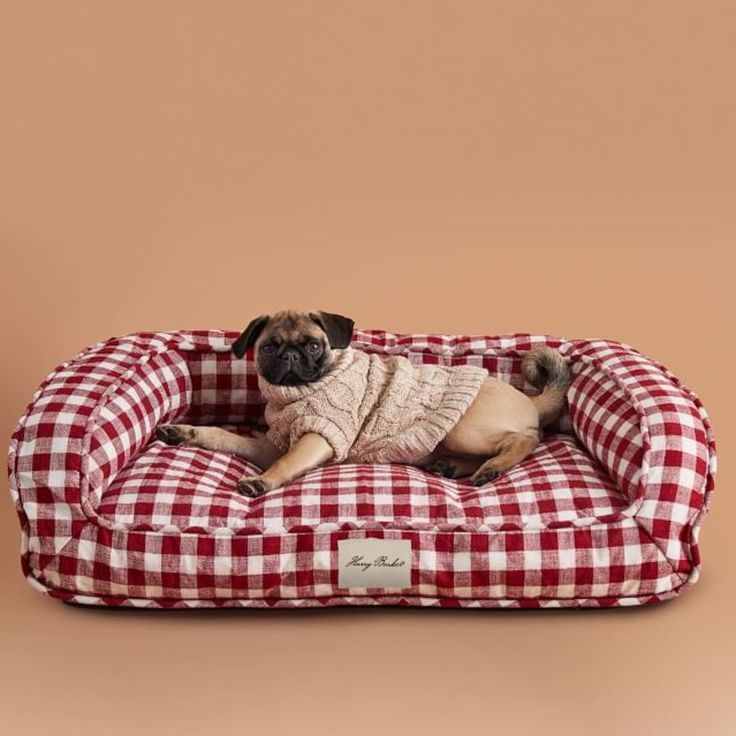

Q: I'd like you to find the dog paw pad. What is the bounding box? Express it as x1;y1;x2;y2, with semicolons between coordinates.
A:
471;469;501;486
426;460;457;479
156;425;193;446
236;478;268;497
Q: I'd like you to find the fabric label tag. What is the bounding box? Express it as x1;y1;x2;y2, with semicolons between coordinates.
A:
338;538;412;589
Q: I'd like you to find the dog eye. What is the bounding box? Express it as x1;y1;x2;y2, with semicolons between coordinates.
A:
307;341;321;353
261;343;276;354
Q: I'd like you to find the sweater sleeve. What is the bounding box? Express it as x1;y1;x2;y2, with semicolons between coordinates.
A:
283;413;358;464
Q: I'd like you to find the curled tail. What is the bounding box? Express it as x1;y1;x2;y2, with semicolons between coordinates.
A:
522;347;573;428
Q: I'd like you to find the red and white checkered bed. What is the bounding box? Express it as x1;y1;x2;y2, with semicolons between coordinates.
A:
7;330;716;609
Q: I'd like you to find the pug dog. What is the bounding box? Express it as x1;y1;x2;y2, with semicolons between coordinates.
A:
156;310;572;497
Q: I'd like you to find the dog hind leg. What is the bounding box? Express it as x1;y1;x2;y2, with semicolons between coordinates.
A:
424;455;485;479
470;432;538;486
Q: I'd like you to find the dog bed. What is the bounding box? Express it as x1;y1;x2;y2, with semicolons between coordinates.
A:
7;329;715;609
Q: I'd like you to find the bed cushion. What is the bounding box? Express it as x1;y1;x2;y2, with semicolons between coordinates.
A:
7;330;716;609
97;433;627;532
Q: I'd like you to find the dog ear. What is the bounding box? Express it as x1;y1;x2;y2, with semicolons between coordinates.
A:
231;315;270;358
310;311;354;349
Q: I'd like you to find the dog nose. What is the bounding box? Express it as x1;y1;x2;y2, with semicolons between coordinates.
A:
281;348;301;365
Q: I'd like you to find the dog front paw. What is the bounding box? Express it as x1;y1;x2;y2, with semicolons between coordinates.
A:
156;424;196;446
236;477;269;498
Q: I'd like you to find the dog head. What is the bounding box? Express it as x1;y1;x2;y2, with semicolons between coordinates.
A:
231;310;355;386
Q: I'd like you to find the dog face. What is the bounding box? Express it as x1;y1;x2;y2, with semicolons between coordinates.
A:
231;310;354;386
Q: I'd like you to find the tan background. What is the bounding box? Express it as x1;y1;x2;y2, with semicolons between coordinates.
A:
1;2;734;734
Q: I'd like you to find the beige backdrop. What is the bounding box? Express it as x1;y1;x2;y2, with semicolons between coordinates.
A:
1;3;734;735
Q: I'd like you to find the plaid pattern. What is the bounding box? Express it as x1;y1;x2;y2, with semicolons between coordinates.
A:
96;434;627;533
7;330;716;609
567;340;715;576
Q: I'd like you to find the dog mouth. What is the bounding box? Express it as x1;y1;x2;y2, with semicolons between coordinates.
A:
275;370;309;386
263;367;323;386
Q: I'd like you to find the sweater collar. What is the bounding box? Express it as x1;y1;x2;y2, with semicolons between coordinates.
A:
258;347;359;405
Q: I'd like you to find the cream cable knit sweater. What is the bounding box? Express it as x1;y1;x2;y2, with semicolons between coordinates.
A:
259;348;487;464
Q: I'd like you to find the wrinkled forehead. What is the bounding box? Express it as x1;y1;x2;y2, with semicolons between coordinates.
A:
260;311;325;343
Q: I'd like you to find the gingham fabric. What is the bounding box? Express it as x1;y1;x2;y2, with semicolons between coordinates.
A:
7;330;716;609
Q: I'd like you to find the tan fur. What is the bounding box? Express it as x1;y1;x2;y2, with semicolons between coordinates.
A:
422;377;541;483
155;424;330;497
157;312;572;494
259;311;326;348
157;425;282;468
